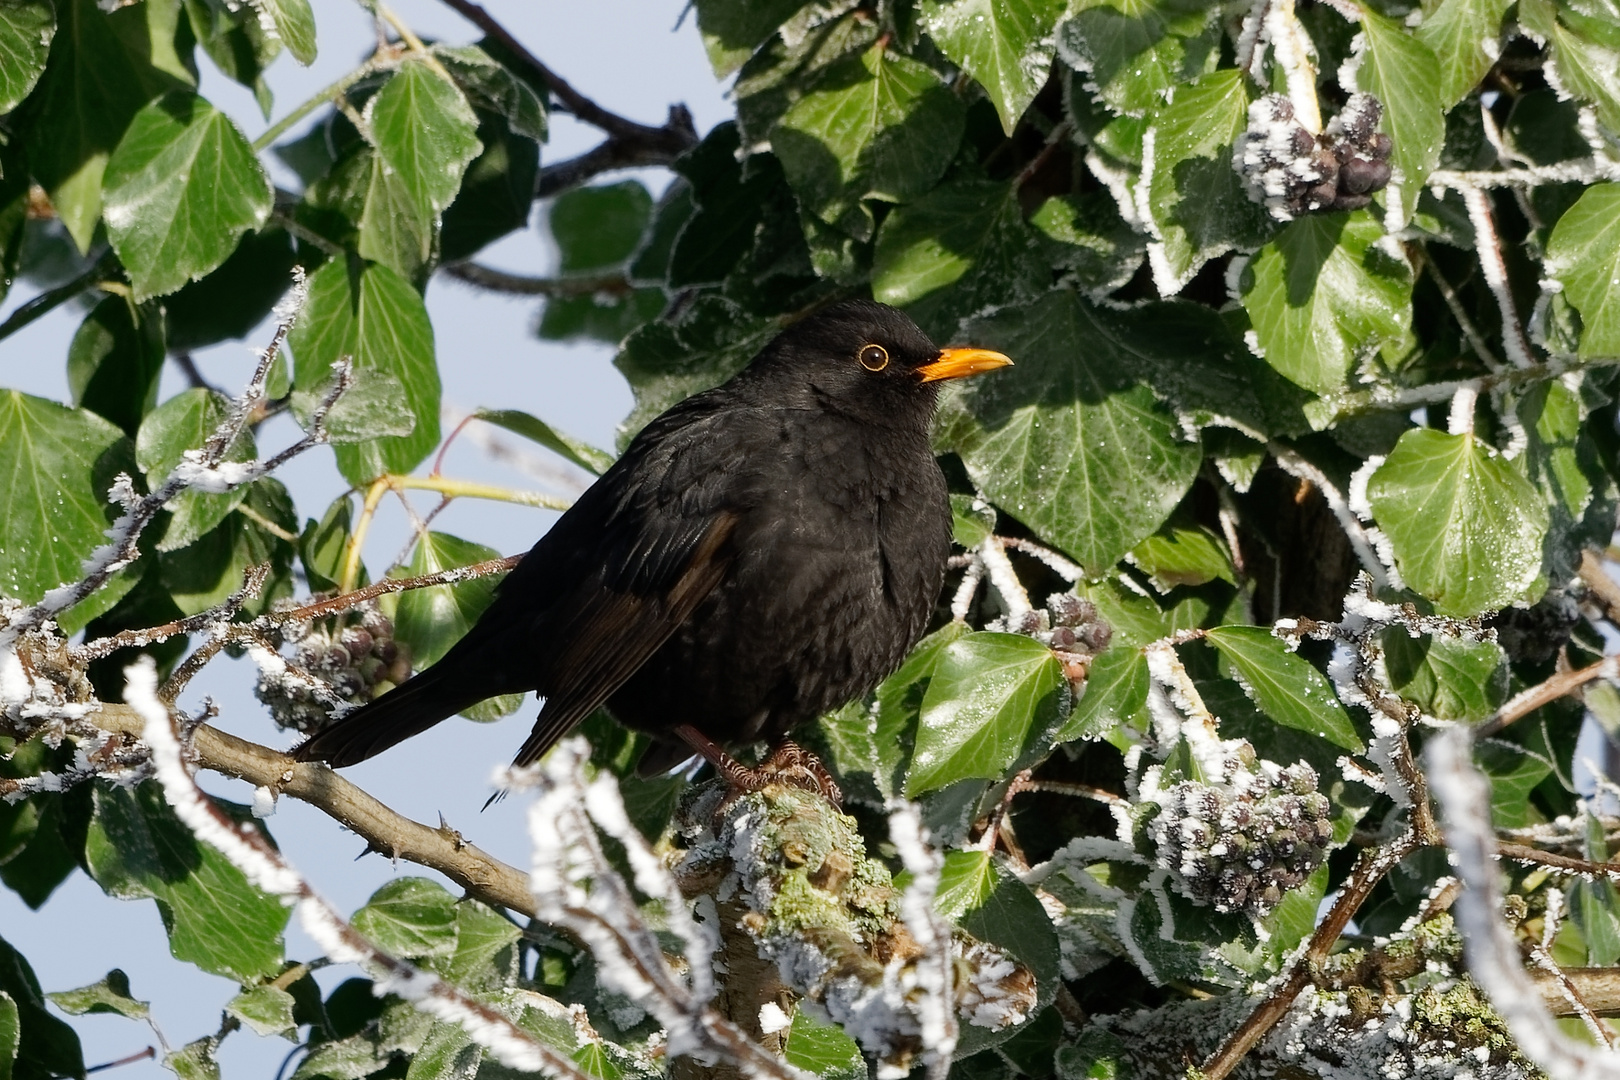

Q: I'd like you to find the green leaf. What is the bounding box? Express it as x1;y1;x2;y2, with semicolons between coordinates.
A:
1238;210;1413;394
932;850;1060;1054
163;1037;219;1080
0;993;16;1080
1476;740;1552;831
475;410;614;475
135;387;256;551
919;0;1066;134
907;632;1065;796
869;622;970;798
613;293;778;446
24;0;189;250
1140;69;1271;293
223;985;297;1038
0;0;52;114
433;44;547;142
732;7;878;148
548;181;652;273
393;532;522;722
0;391;134;617
254;0;316;65
1383;630;1506;722
1027;191;1145;296
439;112;540;263
288;258;442;485
692;0;810;76
361;59;482;277
1129;521;1234;590
1202;626;1363;752
165;227;299;351
1521;0;1620;135
771;42;964;232
46;970;150;1021
1546;184;1620;359
351;878;459;960
290;367;417;445
871;177;1049;339
1350;11;1444;229
404;1022;477;1080
433;900;521;992
782;1008;864;1080
67;295;165;437
1366;428;1550;616
1057;645;1149;743
934;290;1201;572
1414;0;1513;108
101;92;273;299
0;937;83;1080
1054;0;1221;116
158;480;296;617
84;782;288;983
184;0;278;110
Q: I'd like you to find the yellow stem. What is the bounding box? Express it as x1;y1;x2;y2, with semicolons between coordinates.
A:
340;479;391;595
375;2;455;81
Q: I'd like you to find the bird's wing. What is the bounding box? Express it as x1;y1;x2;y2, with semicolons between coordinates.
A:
499;401;762;766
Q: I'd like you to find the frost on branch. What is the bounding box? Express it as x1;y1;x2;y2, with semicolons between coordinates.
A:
669;778;1036;1077
255;602;412;732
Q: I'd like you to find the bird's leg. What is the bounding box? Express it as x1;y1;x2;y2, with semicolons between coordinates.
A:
673;724;843;807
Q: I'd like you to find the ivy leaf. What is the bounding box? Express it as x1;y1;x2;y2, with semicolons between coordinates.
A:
1057;645;1149;743
1028;190;1146;295
0;392;137;629
1476;741;1553;831
1129;521;1234;590
46;970;150;1021
1545;183;1620;359
135;387;256;552
1415;0;1513;108
733;7;878;148
1140;69;1271;294
440;111;541;264
164;1037;220;1080
782;1008;864;1080
351;878;460;960
433;44;547;142
288;258;442;485
101;92;273;299
693;0;811;77
1238;210;1412;395
360;59;482;276
0;0;52;114
474;410;615;475
871;177;1049;340
1202;626;1363;752
158;480;296;617
771;42;964;234
290;367;417;445
185;0;280;112
935;291;1201;572
393;532;522;722
0;938;83;1080
1366;428;1550;617
24;0;190;249
548;181;651;273
919;0;1066;135
226;986;297;1039
253;0;316;65
907;632;1065;796
870;622;969;798
932;850;1060;1054
85;782;289;983
1350;11;1444;229
1521;0;1620;135
1054;0;1221;117
1382;630;1506;722
68;295;165;437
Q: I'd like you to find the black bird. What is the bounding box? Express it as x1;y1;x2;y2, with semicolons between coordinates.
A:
294;300;1011;786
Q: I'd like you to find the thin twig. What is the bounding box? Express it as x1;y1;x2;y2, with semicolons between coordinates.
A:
1460;187;1535;370
1497;841;1620;881
0;250;119;344
441;262;633;298
1475;657;1619;738
1580;549;1620;624
536;128;696;197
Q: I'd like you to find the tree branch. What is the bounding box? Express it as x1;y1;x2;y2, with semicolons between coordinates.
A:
89;703;540;918
536;125;697;197
440;262;633;298
1475;656;1619;738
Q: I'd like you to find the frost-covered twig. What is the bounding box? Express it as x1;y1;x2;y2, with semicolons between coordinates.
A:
514;740;801;1079
1476;656;1619;738
1461;187;1536;370
978;537;1032;620
1266;442;1387;586
4;272;325;638
126;660;596;1080
1428;726;1620;1080
1430;159;1620;191
75;565;271;663
1530;888;1614;1047
887;801;957;1080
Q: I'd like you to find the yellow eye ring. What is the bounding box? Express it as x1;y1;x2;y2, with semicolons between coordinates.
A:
858;343;889;371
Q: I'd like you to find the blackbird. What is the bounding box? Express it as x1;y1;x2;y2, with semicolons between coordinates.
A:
294;300;1011;784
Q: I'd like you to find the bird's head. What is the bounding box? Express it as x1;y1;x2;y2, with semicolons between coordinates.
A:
751;299;1011;420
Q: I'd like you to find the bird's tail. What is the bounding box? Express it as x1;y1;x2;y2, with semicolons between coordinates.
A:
293;665;487;767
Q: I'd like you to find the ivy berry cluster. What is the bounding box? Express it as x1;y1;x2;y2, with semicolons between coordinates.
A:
256;604;411;733
1238;92;1394;220
1152;750;1334;917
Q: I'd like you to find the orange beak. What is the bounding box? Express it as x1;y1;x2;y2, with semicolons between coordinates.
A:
915;347;1014;383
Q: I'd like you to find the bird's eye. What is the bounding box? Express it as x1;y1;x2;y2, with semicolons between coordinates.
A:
858;344;889;372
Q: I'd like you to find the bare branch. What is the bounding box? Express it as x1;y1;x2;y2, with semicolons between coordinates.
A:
1475;656;1619;738
441;262;633;298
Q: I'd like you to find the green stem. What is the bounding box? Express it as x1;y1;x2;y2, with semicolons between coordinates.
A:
0;251;119;344
252;59;389;152
390;474;572;510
